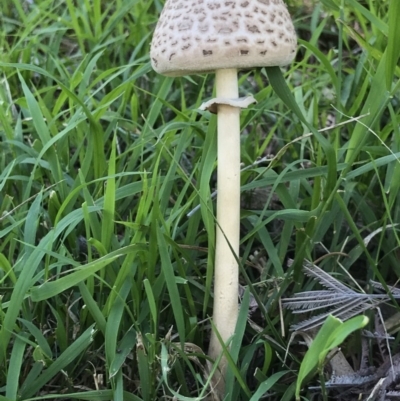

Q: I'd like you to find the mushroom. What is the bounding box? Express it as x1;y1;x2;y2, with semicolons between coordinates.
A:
150;0;296;395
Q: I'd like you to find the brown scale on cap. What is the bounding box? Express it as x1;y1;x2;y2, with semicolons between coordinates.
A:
151;0;297;76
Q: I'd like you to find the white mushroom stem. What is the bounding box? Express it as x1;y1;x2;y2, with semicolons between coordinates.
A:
208;68;240;392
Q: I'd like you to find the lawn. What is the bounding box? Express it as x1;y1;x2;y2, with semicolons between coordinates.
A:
0;0;400;400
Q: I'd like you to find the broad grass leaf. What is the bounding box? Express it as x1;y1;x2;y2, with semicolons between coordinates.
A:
295;315;368;400
323;315;369;359
296;314;341;399
6;333;29;400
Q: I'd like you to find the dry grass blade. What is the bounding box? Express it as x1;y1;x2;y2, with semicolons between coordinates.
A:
289;259;351;293
282;259;395;331
370;281;400;298
285;291;370;312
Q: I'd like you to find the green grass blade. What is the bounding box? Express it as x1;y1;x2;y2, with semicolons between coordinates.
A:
18;318;52;358
143;278;158;329
109;327;136;379
78;282;107;334
250;371;290;401
0;192;43;363
22;190;43;261
30;245;144;301
101;134;117;250
156;226;186;344
344;55;391;164
18;73;64;192
265;66;337;197
20;325;96;399
22;390;143;401
6;333;29;400
386;0;400;89
345;0;388;35
105;279;131;380
225;288;251;399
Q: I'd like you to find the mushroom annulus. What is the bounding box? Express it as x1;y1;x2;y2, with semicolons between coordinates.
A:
150;0;297;395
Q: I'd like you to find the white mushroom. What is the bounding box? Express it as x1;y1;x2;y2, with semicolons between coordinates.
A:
150;0;296;396
151;0;296;75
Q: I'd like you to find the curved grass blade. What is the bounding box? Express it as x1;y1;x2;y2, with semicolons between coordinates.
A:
30;245;144;301
20;325;96;399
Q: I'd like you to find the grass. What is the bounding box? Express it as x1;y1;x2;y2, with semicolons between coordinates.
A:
0;0;400;400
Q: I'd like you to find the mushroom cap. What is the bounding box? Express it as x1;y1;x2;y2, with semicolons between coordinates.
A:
150;0;297;77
